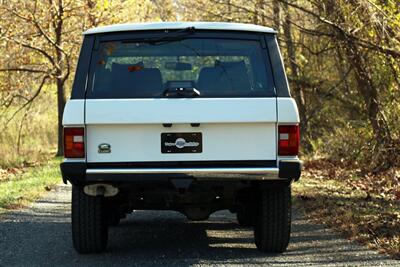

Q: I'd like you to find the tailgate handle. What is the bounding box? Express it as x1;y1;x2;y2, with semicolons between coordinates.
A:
191;123;200;127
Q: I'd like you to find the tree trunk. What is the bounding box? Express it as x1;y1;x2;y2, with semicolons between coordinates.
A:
85;0;97;27
56;77;66;156
272;0;280;31
55;0;65;156
344;42;392;144
326;0;393;169
258;0;265;25
253;2;259;24
227;0;232;22
281;2;310;151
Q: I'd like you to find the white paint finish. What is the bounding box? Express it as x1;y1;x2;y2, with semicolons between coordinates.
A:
277;98;300;123
86;123;276;162
84;22;276;35
85;98;277;125
62;100;85;126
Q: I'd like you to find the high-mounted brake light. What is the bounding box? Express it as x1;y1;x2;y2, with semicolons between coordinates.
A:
64;127;85;158
278;125;300;156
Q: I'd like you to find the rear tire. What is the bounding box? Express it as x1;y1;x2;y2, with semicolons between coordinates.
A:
107;214;121;227
254;185;291;253
106;199;122;227
236;204;255;227
71;185;108;254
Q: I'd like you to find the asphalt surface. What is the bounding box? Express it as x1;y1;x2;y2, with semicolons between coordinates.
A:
0;184;398;267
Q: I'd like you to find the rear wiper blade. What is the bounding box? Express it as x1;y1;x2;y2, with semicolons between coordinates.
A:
163;87;201;98
144;27;195;45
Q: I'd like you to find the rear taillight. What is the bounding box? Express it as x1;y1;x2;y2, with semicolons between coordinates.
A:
278;125;300;156
64;127;85;158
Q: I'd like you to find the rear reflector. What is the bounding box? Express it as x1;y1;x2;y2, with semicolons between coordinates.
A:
64;127;85;158
278;125;299;156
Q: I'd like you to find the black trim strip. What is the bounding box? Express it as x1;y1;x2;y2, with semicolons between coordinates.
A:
265;35;290;97
86;160;277;169
71;35;95;99
95;30;267;42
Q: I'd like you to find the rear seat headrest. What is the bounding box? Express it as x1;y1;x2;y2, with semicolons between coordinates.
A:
110;63;163;97
197;60;251;93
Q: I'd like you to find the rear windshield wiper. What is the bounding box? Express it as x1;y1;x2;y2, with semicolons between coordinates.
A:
144;27;195;45
163;87;201;98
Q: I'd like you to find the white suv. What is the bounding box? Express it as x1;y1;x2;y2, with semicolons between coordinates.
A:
60;22;302;254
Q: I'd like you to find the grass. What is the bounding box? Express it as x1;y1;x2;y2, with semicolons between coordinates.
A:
0;92;57;168
0;92;59;212
293;161;400;259
0;157;61;213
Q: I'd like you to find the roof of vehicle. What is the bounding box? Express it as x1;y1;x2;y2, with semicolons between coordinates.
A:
83;21;276;35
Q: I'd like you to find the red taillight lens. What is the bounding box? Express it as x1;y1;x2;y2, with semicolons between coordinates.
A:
64;127;85;158
278;125;300;156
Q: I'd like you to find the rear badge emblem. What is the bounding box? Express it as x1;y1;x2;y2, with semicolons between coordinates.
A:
165;138;199;149
98;143;111;153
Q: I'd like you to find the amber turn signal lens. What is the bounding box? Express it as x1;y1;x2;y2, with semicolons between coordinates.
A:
64;127;85;158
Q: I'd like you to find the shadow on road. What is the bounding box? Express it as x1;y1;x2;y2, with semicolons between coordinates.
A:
0;185;397;266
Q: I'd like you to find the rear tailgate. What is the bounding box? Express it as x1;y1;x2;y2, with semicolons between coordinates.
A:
85;98;276;163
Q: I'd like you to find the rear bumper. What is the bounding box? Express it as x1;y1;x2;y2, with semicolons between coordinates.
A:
60;160;302;185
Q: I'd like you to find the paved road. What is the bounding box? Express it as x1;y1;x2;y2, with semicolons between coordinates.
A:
0;184;398;267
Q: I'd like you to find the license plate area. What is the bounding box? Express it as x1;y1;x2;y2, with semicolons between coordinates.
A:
161;132;202;153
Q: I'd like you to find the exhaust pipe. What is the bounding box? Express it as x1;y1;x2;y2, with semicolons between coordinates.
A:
84;184;119;197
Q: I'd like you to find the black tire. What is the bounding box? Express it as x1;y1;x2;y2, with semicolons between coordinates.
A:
254;185;291;253
108;214;121;227
105;198;121;227
71;185;108;254
236;204;255;227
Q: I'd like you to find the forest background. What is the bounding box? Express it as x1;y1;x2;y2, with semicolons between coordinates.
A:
0;0;398;258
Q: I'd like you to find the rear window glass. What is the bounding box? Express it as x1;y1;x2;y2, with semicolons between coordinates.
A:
87;38;275;98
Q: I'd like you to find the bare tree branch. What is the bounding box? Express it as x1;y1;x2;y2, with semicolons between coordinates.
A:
2;36;56;67
277;0;400;58
31;16;69;57
3;75;49;126
0;68;48;74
